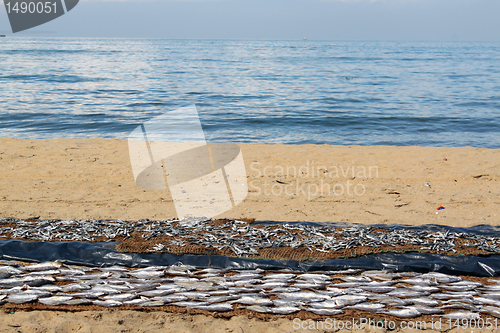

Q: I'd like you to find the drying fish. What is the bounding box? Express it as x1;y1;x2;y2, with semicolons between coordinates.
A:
380;308;421;318
93;299;123;307
410;297;440;307
278;291;330;303
306;308;343;315
345;302;385;312
232;296;273;306
480;306;500;318
64;298;93;305
103;293;137;302
270;306;301;314
194;303;234;312
405;305;444;315
442;311;481;320
240;305;271;313
24;262;62;272
38;296;73;305
7;293;39;304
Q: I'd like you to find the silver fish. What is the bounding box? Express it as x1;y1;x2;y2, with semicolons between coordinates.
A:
39;296;73;305
68;291;104;299
264;273;296;280
24;262;62;272
359;286;396;293
278;291;330;302
410;297;440;307
380;308;421;318
232;296;273;306
7;293;38;304
307;308;343;315
104;293;137;302
389;289;429;298
139;300;165;307
171;301;209;308
90;285;121;295
272;306;301;314
123;296;150;306
150;295;189;303
64;298;93;305
332;295;367;307
129;270;164;279
139;289;175;297
93;299;123;307
440;302;481;311
240;305;271;313
405;305;444;315
309;300;343;309
345;302;385;312
193;303;234;312
480;306;500;318
442;311;481;320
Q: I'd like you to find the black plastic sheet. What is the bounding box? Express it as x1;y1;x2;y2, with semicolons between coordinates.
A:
1;238;500;276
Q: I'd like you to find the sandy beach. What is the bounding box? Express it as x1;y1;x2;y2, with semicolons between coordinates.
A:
0;138;498;226
1;138;499;332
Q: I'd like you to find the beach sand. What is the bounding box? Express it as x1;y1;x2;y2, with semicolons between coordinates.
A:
0;138;498;226
0;138;499;332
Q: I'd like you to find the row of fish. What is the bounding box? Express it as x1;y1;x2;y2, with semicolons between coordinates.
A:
1;217;499;257
2;259;500;320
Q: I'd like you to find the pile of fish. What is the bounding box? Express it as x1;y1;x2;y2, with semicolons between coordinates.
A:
1;217;500;257
1;260;500;320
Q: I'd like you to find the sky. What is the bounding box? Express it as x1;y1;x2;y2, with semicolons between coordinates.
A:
0;0;499;40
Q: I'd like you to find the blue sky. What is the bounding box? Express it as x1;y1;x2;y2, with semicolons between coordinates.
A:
1;0;499;40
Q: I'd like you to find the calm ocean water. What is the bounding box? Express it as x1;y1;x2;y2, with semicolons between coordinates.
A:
0;38;499;147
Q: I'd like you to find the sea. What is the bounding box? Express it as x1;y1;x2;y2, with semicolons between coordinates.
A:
0;38;499;147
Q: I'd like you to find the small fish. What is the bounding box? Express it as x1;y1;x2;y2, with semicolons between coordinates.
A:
171;301;209;308
27;269;61;276
442;311;481;320
206;295;240;303
422;273;462;284
389;289;429;298
129;270;164;279
232;296;273;306
431;293;474;300
139;300;165;307
264;273;296;280
332;295;367;307
370;295;412;306
38;296;73;306
380;308;421;318
104;293;137;302
194;303;234;312
24;262;62;272
345;302;385;312
307;308;343;315
410;297;440;307
32;285;63;293
340;276;371;283
93;299;123;307
7;293;38;304
68;291;104;299
297;273;331;281
309;300;343;309
480;306;500;318
240;305;270;313
474;297;500;307
405;305;444;315
179;292;210;300
229;273;262;281
359;286;396;293
440;284;477;292
401;277;438;286
123;297;150;306
139;289;175;297
269;287;301;294
272;306;301;314
64;298;93;305
408;285;441;293
440;302;481;312
90;285;120;295
272;299;305;307
150;295;189;303
278;291;330;302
